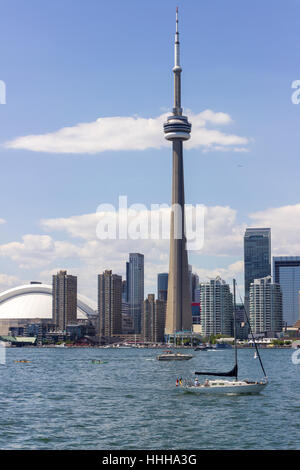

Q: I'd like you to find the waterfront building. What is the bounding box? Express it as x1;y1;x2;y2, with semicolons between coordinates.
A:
191;302;201;325
244;228;271;313
126;253;144;334
0;282;95;336
194;287;200;303
235;303;249;340
122;313;134;334
294;315;300;331
189;266;199;302
121;300;129;316
235;303;246;323
98;270;122;341
157;273;168;301
122;280;127;303
164;9;192;334
66;323;93;342
273;256;300;326
200;277;233;337
52;271;77;331
249;276;283;335
143;294;166;343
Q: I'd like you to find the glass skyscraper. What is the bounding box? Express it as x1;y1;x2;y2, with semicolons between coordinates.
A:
157;273;168;301
126;253;144;334
244;228;271;313
273;256;300;326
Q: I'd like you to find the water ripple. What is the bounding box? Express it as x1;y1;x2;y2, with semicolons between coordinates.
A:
0;347;299;449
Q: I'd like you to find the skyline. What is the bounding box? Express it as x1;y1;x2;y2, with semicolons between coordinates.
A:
1;0;300;300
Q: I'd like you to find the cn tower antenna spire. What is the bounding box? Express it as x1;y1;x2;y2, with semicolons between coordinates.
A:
175;7;180;68
173;7;182;115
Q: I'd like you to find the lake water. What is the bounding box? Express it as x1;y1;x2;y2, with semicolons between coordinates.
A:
0;347;299;449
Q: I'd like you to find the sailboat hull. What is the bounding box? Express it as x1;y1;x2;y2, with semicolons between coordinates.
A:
180;380;268;395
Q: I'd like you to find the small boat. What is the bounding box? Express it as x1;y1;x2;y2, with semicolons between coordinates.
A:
157;350;193;361
14;360;31;363
91;359;107;364
194;345;208;351
178;279;268;395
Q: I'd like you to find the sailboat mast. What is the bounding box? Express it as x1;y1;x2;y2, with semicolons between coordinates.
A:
233;279;238;381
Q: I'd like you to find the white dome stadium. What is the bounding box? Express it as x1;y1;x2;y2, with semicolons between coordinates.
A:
0;283;96;321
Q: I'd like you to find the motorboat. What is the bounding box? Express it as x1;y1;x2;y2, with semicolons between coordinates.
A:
157;350;193;361
194;345;208;351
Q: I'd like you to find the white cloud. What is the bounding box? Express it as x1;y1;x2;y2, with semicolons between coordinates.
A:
0;204;243;297
4;202;300;298
39;205;246;297
193;260;244;284
40;204;244;256
0;273;21;292
202;206;245;256
250;203;300;255
4;110;249;154
0;234;79;269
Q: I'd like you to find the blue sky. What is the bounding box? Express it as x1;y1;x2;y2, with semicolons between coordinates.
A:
0;0;300;300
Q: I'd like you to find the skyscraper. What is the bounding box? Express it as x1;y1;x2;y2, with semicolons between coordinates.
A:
249;276;283;335
126;253;144;334
189;266;199;302
273;256;300;326
163;8;192;335
157;273;168;301
122;280;127;303
52;270;77;331
98;270;122;340
200;277;233;337
244;228;271;313
143;294;166;343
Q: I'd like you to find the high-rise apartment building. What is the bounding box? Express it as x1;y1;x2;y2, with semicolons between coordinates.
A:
273;256;300;326
98;270;122;340
200;277;233;337
244;228;271;313
143;294;166;343
52;270;77;331
249;276;283;335
126;253;144;334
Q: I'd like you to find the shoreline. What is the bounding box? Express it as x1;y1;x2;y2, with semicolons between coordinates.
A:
3;344;295;350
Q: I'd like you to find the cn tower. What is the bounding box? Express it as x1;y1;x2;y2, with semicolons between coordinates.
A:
163;8;192;335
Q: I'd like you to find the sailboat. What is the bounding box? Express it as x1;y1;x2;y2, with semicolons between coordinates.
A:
178;279;268;394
